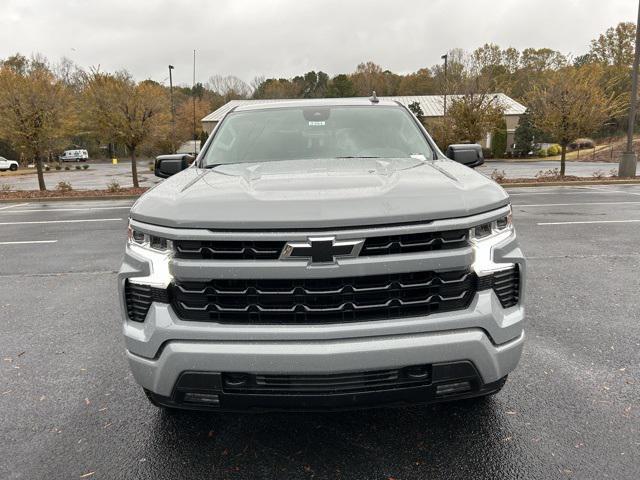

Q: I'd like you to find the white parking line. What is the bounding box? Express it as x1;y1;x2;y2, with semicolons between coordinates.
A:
0;218;123;226
538;219;640;226
2;206;131;213
0;240;58;245
515;201;640;207
0;203;29;211
582;187;640;197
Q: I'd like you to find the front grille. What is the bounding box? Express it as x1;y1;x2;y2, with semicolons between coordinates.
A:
170;269;476;324
172;229;468;261
174;240;285;260
361;229;468;256
491;266;520;308
221;365;432;395
124;281;169;322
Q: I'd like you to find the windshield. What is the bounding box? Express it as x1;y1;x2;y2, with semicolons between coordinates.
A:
201;105;434;166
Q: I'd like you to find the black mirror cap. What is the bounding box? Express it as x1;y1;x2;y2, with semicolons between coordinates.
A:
154;154;194;178
445;144;485;168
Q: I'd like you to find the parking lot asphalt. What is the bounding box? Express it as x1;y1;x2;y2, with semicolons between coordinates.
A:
0;161;161;191
1;159;634;191
1;185;639;479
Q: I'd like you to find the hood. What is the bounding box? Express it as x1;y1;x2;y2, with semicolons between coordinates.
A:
130;158;509;229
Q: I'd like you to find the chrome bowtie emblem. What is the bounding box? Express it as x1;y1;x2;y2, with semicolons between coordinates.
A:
280;236;364;264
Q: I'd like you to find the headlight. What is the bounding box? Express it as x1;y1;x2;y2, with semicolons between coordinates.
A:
470;207;515;276
127;225;173;252
126;222;173;288
470;210;513;241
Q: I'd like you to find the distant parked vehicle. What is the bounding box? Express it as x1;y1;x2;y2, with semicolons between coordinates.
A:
0;156;19;171
59;149;89;162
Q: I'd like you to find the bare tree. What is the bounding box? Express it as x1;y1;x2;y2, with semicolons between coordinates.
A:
206;75;251;102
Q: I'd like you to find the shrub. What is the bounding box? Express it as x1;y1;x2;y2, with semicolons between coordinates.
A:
75;165;82;170
547;144;561;156
82;164;89;170
45;166;51;171
490;169;507;182
535;168;561;179
106;180;121;193
535;148;548;158
55;164;62;170
592;170;606;179
481;148;493;160
149;161;155;172
56;181;72;192
1;183;13;192
64;166;70;171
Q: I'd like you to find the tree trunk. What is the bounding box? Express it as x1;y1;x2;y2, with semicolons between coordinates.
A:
35;152;46;191
560;144;567;177
130;148;139;188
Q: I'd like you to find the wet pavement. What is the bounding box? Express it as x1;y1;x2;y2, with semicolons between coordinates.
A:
1;159;634;192
1;185;639;479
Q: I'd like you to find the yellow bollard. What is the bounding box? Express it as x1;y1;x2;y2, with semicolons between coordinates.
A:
112;158;118;165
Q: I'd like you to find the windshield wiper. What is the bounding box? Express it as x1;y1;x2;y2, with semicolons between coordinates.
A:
334;156;381;159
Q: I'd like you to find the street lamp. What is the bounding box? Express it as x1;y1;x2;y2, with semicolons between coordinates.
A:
619;0;640;177
441;53;448;116
168;65;176;154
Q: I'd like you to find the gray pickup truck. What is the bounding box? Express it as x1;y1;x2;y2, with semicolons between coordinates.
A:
119;97;525;412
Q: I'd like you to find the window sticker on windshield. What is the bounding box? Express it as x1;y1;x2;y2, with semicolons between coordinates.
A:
410;154;426;160
308;121;325;126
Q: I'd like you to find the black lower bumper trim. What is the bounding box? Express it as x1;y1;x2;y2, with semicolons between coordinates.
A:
145;361;507;412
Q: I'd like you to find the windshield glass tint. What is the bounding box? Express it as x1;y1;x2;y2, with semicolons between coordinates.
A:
202;105;433;166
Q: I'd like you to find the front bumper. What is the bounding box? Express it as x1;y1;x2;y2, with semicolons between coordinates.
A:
120;208;525;411
127;322;524;410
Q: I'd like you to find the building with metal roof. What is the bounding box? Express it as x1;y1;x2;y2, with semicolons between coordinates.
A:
201;94;527;154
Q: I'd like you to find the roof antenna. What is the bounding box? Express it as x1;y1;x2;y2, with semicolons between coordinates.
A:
369;91;379;103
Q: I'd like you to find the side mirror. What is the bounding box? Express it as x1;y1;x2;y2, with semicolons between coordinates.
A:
445;144;484;168
154;154;194;178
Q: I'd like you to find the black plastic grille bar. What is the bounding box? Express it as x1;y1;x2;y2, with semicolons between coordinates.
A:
170;269;477;324
221;365;432;395
124;281;170;322
476;265;520;309
173;229;468;261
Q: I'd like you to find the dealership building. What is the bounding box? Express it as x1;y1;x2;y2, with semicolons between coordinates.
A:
201;94;526;151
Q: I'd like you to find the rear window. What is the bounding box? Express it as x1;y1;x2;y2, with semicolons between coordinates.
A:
202;105;433;166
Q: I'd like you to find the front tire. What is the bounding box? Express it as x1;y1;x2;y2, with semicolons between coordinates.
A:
9;164;18;171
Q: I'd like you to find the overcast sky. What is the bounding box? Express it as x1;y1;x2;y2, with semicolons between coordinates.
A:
0;0;636;87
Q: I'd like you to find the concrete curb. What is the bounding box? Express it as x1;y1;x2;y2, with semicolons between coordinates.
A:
500;179;640;188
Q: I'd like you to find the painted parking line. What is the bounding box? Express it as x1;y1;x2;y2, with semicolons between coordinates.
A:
538;219;640;226
0;218;123;226
0;203;29;211
0;240;58;245
2;206;131;213
515;201;640;207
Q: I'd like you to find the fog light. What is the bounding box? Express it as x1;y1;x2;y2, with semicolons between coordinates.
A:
183;392;220;405
436;381;471;396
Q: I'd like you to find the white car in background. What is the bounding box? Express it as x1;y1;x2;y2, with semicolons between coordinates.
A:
59;149;89;162
0;156;19;171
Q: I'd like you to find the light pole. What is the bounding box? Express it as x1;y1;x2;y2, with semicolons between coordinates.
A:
619;0;640;177
168;65;176;154
441;53;448;116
